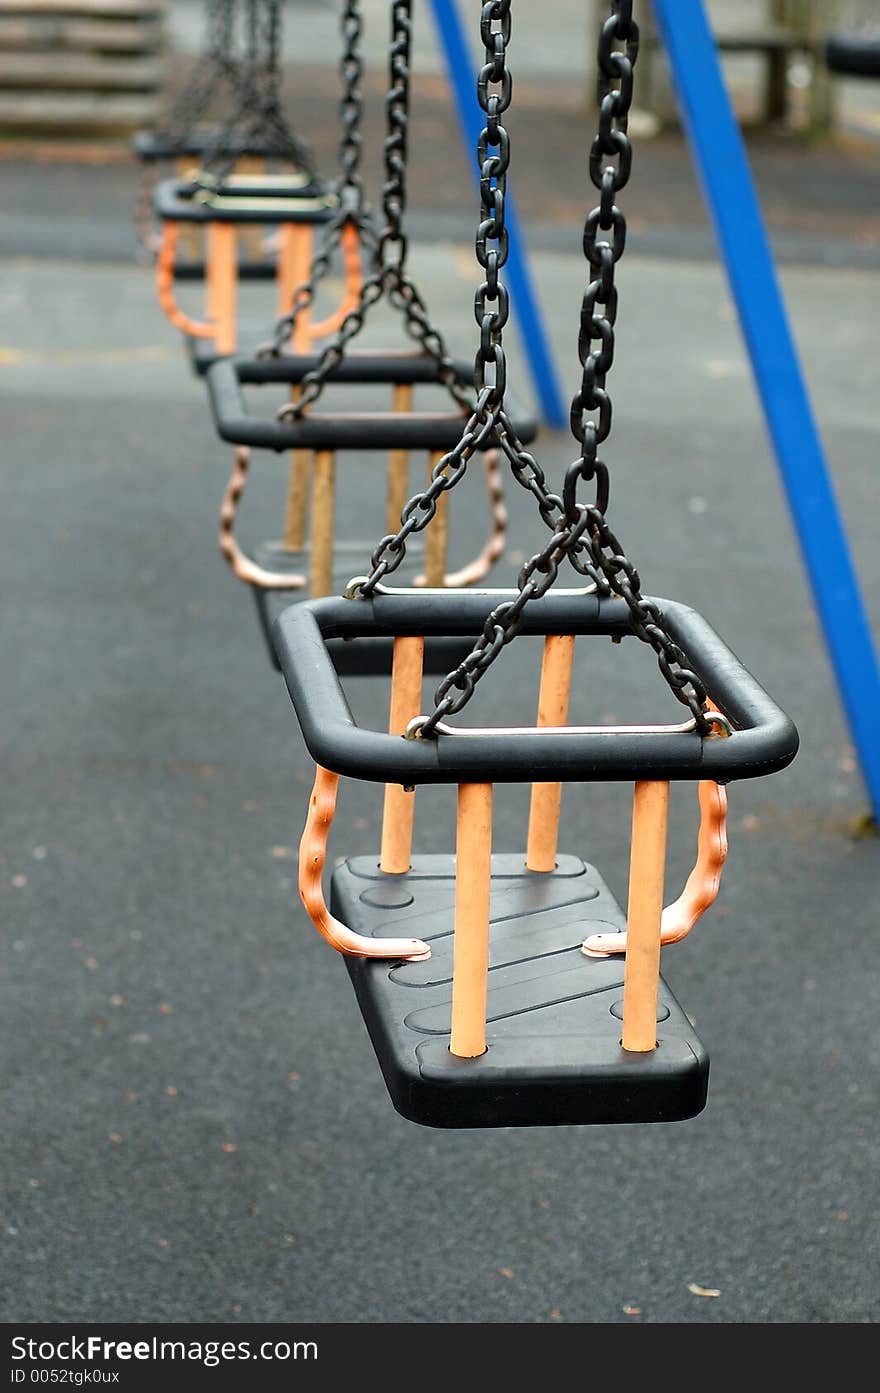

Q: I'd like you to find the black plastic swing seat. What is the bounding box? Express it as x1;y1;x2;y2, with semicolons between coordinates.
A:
273;591;799;785
154;176;337;225
134;127;315;162
331;854;708;1128
206;352;539;450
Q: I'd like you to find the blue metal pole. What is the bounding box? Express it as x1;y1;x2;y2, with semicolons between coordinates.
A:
427;0;567;428
652;0;880;818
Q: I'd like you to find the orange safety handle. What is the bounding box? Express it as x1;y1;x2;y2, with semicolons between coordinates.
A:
305;221;365;341
155;221;215;340
582;780;728;957
298;766;431;961
415;446;508;589
218;446;308;590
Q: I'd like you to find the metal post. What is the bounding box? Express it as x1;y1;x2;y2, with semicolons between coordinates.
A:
653;0;880;820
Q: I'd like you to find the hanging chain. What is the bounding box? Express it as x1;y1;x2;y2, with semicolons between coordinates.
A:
563;0;641;517
354;0;600;597
261;0;377;357
356;0;710;738
199;0;317;184
166;0;240;142
251;0;318;178
271;0;472;408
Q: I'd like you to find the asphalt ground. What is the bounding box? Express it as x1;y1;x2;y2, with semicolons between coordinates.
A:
2;66;880;1322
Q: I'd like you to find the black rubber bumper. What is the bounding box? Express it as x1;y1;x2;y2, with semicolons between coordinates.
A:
273;590;799;785
205;352;538;451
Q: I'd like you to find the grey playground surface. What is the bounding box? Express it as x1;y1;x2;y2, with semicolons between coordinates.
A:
2;173;880;1318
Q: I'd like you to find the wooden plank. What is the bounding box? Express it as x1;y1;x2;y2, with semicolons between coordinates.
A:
0;16;163;49
714;27;809;53
0;2;163;17
0;91;159;125
0;51;162;86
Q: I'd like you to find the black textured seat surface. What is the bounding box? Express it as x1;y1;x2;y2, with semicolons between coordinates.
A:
330;854;709;1129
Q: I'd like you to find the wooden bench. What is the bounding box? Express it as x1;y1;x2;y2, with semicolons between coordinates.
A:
631;1;838;135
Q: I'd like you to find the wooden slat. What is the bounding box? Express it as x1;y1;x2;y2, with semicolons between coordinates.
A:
715;27;809;53
0;2;163;17
0;16;162;49
0;91;159;124
0;51;162;86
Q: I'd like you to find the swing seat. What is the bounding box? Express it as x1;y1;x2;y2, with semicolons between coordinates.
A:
277;592;796;1127
206;353;539;451
330;854;709;1128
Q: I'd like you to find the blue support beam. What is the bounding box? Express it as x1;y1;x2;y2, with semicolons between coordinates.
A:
428;0;567;428
652;0;880;818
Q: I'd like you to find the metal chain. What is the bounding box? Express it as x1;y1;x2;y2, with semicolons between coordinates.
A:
199;0;318;184
166;0;240;142
261;0;377;357
272;0;472;409
356;0;601;596
358;0;710;737
563;0;641;517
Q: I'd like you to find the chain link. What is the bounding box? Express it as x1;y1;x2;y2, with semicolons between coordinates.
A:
199;0;318;184
272;0;472;410
357;1;603;597
360;0;710;736
261;0;376;357
166;0;240;143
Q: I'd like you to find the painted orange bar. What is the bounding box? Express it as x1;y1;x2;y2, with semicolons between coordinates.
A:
281;223;315;550
450;783;493;1058
206;221;237;356
309;449;335;597
621;781;670;1052
424;449;449;588
526;634;576;871
386;382;414;535
380;636;425;874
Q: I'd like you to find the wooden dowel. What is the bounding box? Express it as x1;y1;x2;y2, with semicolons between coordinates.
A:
450;783;493;1058
309;449;335;597
526;634;576;871
206;220;237;356
282;224;315;550
379;636;424;874
386;382;413;534
621;780;670;1053
424;449;449;588
236;155;266;260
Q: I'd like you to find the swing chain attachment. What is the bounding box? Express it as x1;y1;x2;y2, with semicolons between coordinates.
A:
272;0;473;412
352;0;711;738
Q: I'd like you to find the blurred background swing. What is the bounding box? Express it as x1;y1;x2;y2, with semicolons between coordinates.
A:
150;0;363;369
204;0;536;665
273;0;799;1129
